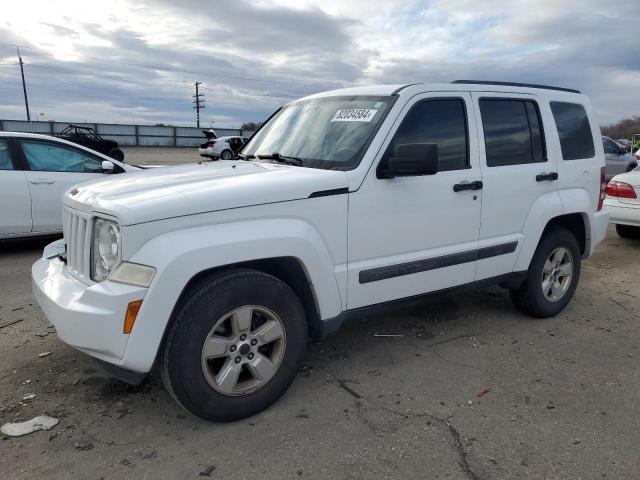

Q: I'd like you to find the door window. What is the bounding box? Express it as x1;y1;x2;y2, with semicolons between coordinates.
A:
0;140;14;170
603;138;620;154
549;102;595;160
479;99;546;167
385;98;469;172
20;141;103;173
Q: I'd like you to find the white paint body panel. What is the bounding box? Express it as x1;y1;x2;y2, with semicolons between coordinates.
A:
31;83;608;374
0;170;32;235
0;132;138;239
604;170;640;226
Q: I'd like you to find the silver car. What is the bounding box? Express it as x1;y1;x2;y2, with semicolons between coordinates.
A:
603;136;637;181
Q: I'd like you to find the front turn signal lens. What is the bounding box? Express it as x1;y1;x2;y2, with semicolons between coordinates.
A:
124;300;143;334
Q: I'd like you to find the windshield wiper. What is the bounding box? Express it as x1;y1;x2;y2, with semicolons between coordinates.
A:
256;152;304;166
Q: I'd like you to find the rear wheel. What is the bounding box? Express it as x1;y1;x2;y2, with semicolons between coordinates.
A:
161;269;307;421
616;224;640;239
510;228;581;318
220;149;233;160
107;148;124;162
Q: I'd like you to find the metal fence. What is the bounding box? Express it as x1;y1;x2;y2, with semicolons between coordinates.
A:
0;119;257;147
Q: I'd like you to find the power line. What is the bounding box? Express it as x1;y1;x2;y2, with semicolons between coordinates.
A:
4;43;328;90
24;62;298;100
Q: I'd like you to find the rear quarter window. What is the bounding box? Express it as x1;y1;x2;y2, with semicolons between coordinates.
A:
550;102;595;160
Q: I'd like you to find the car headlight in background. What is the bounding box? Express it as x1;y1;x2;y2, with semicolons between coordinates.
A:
91;218;121;282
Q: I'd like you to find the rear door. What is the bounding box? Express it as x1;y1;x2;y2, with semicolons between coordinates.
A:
17;139;107;232
472;92;559;280
0;138;32;236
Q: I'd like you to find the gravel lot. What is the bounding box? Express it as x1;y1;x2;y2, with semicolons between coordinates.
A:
1;159;639;479
122;146;203;166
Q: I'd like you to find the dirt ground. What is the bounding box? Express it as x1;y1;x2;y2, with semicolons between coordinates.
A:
1;222;639;479
122;146;204;166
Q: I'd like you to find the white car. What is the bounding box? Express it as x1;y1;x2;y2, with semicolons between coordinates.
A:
33;81;608;421
604;169;640;238
0;133;139;239
198;136;249;160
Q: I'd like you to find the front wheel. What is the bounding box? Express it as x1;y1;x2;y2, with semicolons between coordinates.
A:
161;269;307;421
510;228;581;318
616;224;640;239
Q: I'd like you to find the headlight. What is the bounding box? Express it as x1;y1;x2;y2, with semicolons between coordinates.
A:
91;218;121;282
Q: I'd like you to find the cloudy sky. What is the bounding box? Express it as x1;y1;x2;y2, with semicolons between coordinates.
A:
1;0;638;127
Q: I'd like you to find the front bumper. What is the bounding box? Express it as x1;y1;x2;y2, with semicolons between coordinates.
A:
604;200;640;227
32;240;148;368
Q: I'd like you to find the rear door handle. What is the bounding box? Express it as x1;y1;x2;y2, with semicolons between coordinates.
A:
453;180;483;192
536;172;558;182
29;179;55;185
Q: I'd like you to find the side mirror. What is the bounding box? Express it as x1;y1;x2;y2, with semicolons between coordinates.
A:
378;143;438;179
101;160;115;173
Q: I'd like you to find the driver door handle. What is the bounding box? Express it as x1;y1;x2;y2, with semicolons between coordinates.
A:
536;172;558;182
453;180;483;192
29;179;56;185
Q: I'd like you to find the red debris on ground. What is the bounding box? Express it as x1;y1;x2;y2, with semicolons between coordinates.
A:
477;387;492;398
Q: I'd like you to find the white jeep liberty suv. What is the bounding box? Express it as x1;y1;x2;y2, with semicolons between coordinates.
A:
33;81;609;421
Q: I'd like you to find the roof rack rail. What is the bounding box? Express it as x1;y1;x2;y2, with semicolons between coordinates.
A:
451;80;580;94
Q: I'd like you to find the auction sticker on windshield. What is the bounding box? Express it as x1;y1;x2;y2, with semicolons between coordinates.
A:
332;109;378;122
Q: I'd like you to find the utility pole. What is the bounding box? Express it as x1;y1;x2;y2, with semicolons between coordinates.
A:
17;46;31;122
193;82;205;128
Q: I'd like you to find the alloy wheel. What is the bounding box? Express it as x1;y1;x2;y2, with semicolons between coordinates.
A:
200;305;286;395
541;247;573;303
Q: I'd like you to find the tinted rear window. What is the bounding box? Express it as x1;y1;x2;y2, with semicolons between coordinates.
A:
479;99;546;167
550;102;595;160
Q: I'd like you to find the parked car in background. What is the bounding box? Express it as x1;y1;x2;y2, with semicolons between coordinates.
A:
616;138;632;152
57;124;125;162
603;136;637;180
199;136;249;160
0;132;139;239
32;81;608;421
604;169;640;239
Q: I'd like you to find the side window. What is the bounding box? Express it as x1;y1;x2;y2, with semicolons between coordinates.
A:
549;101;595;160
0;139;15;170
20;141;103;173
385;98;469;172
602;138;618;154
479;99;546;167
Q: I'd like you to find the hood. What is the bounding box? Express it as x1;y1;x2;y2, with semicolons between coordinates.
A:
63;160;349;225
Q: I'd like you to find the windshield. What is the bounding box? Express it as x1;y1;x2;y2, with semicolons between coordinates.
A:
242;95;395;170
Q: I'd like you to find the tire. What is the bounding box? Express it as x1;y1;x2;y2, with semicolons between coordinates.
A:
161;269;307;422
107;148;125;162
220;149;233;160
510;228;581;318
616;224;640;239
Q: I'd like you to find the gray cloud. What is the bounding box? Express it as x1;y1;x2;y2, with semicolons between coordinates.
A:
0;1;638;127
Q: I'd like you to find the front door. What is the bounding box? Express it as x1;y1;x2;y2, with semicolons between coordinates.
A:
347;93;483;309
17;139;107;232
0;138;32;236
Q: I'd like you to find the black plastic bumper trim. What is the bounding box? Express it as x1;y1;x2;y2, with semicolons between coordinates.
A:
95;359;147;385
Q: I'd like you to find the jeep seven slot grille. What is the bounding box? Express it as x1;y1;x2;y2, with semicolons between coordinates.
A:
62;206;92;280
